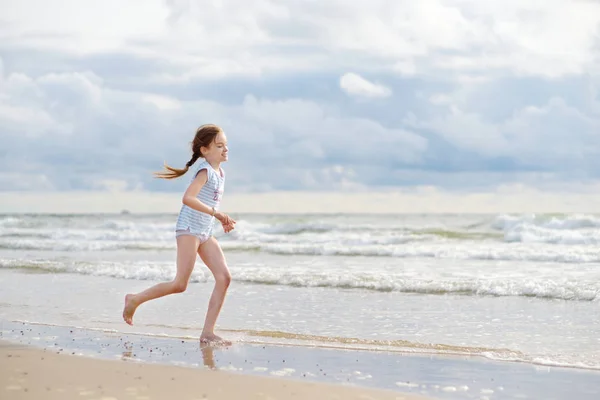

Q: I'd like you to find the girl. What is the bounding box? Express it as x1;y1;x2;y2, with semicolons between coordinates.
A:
122;124;236;345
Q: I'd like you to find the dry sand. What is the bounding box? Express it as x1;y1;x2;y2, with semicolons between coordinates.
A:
0;340;427;400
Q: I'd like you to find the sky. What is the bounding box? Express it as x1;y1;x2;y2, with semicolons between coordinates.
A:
1;0;600;213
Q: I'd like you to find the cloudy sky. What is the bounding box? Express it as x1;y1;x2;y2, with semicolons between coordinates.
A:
1;0;600;212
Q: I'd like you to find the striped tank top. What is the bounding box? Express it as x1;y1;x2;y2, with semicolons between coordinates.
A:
175;160;225;235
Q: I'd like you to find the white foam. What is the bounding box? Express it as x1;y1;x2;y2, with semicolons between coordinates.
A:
233;241;600;264
493;214;600;244
2;257;599;301
504;224;600;245
4;213;600;258
270;368;295;377
494;213;600;230
0;217;21;227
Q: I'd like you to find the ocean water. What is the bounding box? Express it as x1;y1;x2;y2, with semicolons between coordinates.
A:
1;212;599;372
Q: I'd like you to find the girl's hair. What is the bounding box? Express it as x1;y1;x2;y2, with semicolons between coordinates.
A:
154;124;223;179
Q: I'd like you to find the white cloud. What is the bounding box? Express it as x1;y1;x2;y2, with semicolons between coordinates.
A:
393;60;417;76
409;96;600;165
236;94;427;165
429;93;453;105
2;0;598;79
0;0;169;53
0;71;72;137
0;67;427;192
0;104;65;137
1;0;599;196
589;78;600;116
339;72;392;98
142;94;182;110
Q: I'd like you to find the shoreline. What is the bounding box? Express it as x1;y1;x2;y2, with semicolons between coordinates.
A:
2;320;600;400
10;318;600;374
1;340;419;400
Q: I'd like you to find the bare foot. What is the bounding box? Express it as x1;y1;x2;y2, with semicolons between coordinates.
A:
200;333;232;346
122;294;138;325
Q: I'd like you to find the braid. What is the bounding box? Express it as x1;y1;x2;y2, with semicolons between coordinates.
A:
186;152;200;168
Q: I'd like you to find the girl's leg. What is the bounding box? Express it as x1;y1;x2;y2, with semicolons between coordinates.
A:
197;237;232;343
122;235;200;325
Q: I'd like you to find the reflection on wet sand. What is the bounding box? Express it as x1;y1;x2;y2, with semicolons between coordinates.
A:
201;341;233;369
120;338;229;371
200;343;216;369
121;341;133;361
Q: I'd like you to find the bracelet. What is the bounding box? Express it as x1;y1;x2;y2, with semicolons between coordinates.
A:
211;207;216;217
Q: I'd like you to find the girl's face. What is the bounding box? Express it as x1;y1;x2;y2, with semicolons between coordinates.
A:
202;131;228;163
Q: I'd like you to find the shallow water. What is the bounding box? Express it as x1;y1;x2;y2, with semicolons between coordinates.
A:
2;320;600;400
1;212;600;372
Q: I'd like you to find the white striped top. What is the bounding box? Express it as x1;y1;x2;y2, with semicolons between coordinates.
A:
175;160;225;235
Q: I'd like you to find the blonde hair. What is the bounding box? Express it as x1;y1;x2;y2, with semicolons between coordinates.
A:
154;124;223;179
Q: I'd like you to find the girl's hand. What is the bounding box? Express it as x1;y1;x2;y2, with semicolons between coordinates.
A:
222;221;236;233
215;211;236;232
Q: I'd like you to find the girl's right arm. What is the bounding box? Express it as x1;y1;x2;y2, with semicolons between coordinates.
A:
182;169;235;226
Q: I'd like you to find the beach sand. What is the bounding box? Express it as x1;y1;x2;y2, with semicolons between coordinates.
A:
0;340;422;400
2;320;600;400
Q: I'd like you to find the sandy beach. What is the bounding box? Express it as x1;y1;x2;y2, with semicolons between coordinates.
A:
0;340;421;400
2;320;600;400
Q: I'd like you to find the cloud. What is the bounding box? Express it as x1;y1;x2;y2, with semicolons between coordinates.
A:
0;0;599;199
142;94;182;110
407;96;600;170
0;0;169;53
3;0;599;80
339;73;392;98
0;67;428;192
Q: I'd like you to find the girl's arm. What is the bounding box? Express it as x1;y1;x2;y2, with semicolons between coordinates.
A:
182;169;234;225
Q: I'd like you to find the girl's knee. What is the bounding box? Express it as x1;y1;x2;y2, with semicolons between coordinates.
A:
172;280;188;293
216;270;231;287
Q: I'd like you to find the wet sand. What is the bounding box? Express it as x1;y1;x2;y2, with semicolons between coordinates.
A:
0;340;421;400
2;320;600;400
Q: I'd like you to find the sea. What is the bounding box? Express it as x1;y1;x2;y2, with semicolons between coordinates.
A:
1;212;599;376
